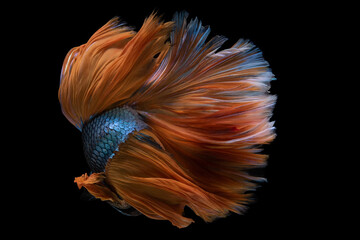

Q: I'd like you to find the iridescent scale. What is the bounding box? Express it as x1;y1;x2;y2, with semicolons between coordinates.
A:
81;106;146;173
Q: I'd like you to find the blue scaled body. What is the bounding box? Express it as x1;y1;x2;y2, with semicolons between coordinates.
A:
82;106;146;172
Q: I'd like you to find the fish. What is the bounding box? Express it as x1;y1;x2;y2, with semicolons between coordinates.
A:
58;12;276;228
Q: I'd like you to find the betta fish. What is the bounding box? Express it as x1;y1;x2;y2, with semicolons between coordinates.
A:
58;12;276;228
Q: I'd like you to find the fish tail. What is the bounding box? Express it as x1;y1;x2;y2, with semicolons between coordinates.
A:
126;11;276;216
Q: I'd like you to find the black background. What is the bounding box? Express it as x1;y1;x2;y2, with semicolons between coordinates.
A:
13;1;326;238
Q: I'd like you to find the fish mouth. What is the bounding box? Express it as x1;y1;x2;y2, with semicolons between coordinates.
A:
108;201;142;216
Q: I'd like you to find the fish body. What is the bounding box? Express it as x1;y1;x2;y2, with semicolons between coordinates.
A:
82;106;146;173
